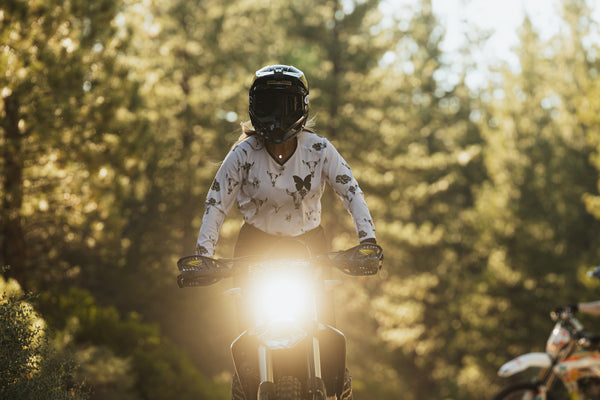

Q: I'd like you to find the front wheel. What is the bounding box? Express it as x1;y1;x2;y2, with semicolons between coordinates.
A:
492;382;556;400
339;369;353;400
275;376;302;400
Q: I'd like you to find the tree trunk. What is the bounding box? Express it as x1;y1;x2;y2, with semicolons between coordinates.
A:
1;94;27;286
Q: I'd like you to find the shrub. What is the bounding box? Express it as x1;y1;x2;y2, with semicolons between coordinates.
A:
0;276;87;400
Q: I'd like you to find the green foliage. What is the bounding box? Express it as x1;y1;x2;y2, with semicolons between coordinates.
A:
4;0;600;398
38;287;227;400
0;277;87;399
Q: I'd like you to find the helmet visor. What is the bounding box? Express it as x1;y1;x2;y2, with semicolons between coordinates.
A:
252;90;305;124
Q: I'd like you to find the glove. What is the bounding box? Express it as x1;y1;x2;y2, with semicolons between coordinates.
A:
576;332;600;350
553;304;579;318
359;238;384;267
554;303;579;314
566;303;579;313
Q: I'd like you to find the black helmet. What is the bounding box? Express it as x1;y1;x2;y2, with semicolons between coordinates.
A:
249;65;309;144
588;266;600;280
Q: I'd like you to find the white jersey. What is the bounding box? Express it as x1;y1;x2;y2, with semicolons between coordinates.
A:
196;131;376;256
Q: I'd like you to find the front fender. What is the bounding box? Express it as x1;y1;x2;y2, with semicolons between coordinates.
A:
255;323;307;350
498;352;552;377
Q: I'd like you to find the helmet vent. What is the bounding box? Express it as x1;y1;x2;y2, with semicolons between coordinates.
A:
267;80;291;86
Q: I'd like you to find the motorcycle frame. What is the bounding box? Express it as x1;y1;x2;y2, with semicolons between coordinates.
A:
177;243;383;399
229;273;347;400
498;333;600;399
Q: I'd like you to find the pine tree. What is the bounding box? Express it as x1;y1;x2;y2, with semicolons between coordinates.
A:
366;0;493;397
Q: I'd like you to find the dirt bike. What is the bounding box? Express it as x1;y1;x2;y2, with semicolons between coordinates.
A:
177;241;383;400
493;301;600;399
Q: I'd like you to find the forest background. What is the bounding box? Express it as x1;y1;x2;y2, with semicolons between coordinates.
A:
3;0;600;398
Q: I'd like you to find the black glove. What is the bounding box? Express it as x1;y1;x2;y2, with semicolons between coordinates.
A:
566;303;579;313
553;304;579;318
554;303;579;314
359;238;384;267
576;331;600;350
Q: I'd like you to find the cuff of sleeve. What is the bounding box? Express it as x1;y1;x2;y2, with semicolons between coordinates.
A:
360;237;377;244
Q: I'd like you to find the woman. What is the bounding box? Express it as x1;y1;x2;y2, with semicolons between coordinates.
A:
196;64;375;400
195;64;377;259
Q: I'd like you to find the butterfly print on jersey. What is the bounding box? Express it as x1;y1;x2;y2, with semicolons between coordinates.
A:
287;174;312;209
358;230;367;239
211;180;221;192
293;174;312;192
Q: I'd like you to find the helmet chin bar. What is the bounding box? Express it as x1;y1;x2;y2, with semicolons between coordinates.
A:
258;116;306;144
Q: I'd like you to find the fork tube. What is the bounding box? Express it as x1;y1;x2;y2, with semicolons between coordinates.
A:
313;337;322;378
311;287;322;379
543;342;577;393
258;345;273;382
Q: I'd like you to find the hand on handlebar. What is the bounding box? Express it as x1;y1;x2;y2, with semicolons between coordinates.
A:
554;304;579;315
551;304;579;322
359;238;384;268
575;331;600;350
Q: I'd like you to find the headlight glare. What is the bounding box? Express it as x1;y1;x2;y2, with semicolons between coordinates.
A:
249;262;313;324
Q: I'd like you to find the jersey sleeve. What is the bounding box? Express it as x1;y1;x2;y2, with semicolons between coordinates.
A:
322;140;376;242
195;146;243;256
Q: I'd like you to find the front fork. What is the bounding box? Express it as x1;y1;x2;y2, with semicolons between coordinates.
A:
258;345;274;382
306;335;326;399
533;367;561;400
257;330;327;400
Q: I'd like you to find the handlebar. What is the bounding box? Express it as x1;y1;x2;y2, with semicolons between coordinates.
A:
576;331;600;349
176;243;383;288
550;308;584;331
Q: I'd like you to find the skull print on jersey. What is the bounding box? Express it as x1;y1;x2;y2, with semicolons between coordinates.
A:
196;131;376;256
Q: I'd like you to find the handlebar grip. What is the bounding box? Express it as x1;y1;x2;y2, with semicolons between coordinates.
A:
176;270;221;288
329;243;383;276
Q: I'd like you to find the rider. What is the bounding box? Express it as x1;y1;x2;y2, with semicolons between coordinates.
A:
195;64;377;261
560;266;600;316
566;302;600;316
195;64;378;400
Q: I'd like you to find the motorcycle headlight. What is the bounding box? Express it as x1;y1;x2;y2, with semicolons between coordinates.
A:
248;261;313;324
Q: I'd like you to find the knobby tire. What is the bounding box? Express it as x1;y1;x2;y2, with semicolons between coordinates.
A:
231;373;246;400
275;376;302;400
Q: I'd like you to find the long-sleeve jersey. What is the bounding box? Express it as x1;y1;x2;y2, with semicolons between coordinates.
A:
195;131;376;256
